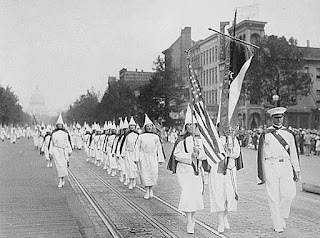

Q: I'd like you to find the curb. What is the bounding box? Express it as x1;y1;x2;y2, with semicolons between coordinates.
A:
302;182;320;195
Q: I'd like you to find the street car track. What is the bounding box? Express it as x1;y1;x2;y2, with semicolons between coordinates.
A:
134;184;228;238
68;169;122;238
87;168;181;238
79;167;228;238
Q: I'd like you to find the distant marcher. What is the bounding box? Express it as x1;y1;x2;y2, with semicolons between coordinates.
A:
123;117;139;189
41;127;53;167
304;130;312;156
297;129;304;155
315;133;320;155
252;131;259;150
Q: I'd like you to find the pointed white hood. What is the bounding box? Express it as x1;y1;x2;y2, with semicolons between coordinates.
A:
143;114;153;127
129;116;136;126
56;113;64;125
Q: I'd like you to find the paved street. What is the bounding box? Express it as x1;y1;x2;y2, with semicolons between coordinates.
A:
0;138;99;238
1;138;320;238
157;142;320;238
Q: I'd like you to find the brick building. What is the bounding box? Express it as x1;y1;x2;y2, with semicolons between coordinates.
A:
163;20;320;129
162;27;193;85
119;68;153;97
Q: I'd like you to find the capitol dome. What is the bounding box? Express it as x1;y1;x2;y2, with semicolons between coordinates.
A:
29;92;45;106
27;85;48;116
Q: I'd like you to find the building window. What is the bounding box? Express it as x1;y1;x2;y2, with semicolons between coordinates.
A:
316;90;320;96
211;90;214;105
304;67;309;74
215;89;218;105
212;48;215;62
205;91;207;104
215;67;218;84
203;72;205;86
215;47;218;62
317;68;320;79
209;49;212;63
201;72;204;86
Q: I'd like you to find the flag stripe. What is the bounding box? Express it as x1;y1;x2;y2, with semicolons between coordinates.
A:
188;64;225;164
193;104;218;153
197;101;224;152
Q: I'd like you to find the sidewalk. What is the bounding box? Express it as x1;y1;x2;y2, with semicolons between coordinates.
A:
0;139;95;238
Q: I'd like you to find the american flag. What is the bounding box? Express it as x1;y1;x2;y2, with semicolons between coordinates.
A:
188;63;225;165
154;120;162;132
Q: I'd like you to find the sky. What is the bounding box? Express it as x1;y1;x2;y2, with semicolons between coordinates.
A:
0;0;319;115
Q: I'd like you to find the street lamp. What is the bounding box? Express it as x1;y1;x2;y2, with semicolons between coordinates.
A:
272;94;280;107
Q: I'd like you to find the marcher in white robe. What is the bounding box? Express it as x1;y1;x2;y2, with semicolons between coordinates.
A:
83;128;91;161
74;124;83;150
16;127;22;139
93;127;102;166
41;130;52;167
124;116;139;189
168;104;210;234
0;127;5;141
10;127;17;144
134;114;165;199
208;128;241;233
107;122;118;175
102;123;110;170
26;126;32;139
22;127;26;138
115;118;129;183
49;113;72;188
33;127;40;149
99;126;107;167
110;128;120;176
39;124;46;148
89;127;97;163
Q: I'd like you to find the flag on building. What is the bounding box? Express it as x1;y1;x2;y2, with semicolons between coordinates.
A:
188;63;225;166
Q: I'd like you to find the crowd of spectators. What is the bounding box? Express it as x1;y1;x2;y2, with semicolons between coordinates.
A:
237;126;320;156
161;125;320;157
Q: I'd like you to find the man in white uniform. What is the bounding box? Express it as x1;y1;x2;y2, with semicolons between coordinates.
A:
257;107;300;233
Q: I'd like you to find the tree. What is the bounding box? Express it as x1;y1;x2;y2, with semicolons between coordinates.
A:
243;35;312;107
0;86;30;125
97;79;136;123
138;56;185;126
65;89;99;125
